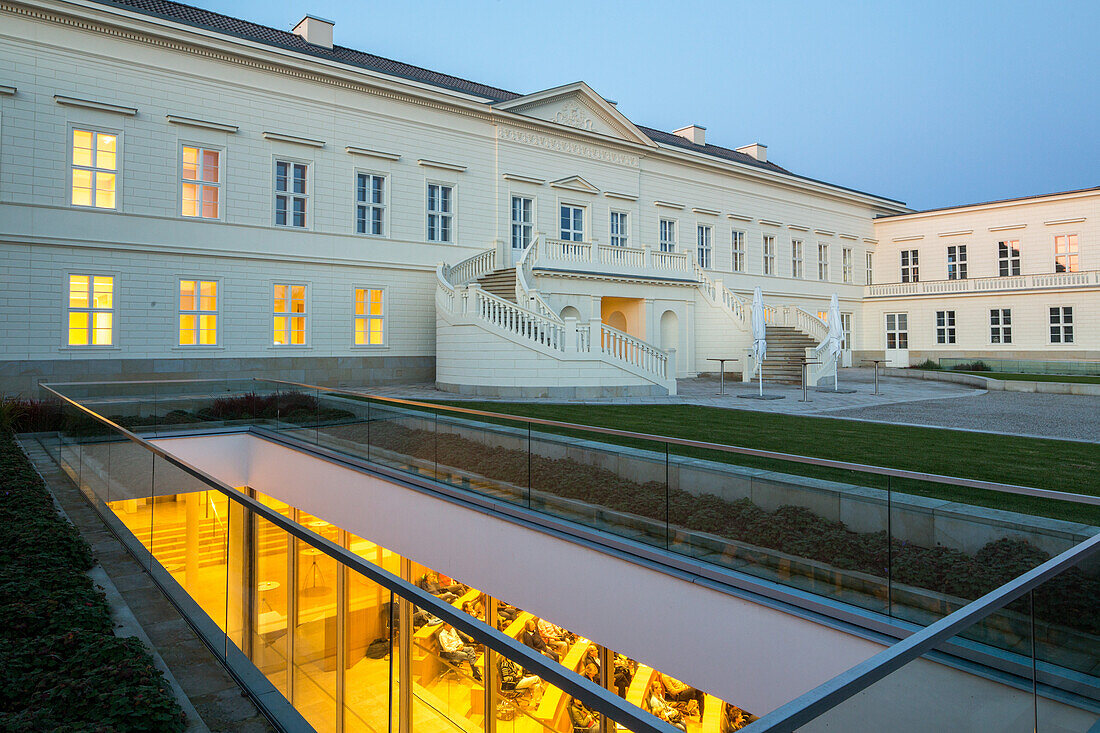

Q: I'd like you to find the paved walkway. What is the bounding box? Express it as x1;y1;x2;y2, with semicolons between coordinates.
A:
364;367;984;416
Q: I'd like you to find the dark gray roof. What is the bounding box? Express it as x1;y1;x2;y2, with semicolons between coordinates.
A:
90;0;905;206
878;184;1100;218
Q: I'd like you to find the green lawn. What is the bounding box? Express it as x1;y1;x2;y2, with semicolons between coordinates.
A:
428;401;1100;525
947;371;1100;384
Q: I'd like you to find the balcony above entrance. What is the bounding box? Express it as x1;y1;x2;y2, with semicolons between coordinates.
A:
530;238;697;283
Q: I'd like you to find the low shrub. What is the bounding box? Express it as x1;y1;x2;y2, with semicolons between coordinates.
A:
0;431;185;731
911;359;940;370
955;361;991;371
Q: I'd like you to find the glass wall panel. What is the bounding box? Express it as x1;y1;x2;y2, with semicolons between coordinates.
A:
430;409;531;508
252;504;291;698
343;532;396;733
293;510;340;730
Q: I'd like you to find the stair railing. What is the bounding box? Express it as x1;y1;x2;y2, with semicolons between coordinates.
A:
441;248;498;288
472;286;566;351
515;236;563;323
792;308;829;343
599;323;669;379
693;260;747;326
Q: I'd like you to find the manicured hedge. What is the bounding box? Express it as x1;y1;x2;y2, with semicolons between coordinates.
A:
0;429;186;732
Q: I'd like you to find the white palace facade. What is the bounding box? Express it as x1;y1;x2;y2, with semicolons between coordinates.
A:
1;0;1096;397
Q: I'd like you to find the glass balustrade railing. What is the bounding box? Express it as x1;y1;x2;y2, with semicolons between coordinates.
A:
35;378;1099;732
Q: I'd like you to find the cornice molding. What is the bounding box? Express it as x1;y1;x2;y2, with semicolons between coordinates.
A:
346;145;400;161
892;235;924;242
501;173;544;185
839;233;858;241
727;213;753;222
54;94;136;115
262;131;325;147
759;219;782;227
0;84;15;95
653;200;684;210
787;224;809;232
691;207;720;216
604;191;637;201
166;113;238;133
937;229;973;237
862;237;878;244
813;228;834;236
418;158;466;172
1045;217;1086;226
988;224;1026;232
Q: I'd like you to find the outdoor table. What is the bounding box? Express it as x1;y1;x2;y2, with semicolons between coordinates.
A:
799;360;821;402
862;359;887;395
707;358;739;395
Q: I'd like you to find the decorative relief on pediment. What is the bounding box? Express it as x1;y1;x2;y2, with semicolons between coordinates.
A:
497;126;639;167
553;103;595;131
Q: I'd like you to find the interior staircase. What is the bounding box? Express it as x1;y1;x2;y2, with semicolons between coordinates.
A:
754;326;818;384
476;268;517;302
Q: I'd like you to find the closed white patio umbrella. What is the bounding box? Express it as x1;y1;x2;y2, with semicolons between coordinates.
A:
752;286;767;396
826;293;844;390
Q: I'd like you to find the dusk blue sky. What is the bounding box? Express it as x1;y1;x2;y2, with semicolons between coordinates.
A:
193;0;1097;210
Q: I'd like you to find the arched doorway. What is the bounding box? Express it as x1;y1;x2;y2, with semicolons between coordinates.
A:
660;310;679;351
607;310;628;332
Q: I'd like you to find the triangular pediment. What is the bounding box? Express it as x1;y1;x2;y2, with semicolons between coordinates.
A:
494;82;656;147
549;175;600;194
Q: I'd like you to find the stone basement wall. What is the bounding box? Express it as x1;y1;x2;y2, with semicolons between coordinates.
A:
0;355;434;397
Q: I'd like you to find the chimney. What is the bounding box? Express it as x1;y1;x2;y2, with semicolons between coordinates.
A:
292;15;334;48
736;143;767;163
672;124;706;146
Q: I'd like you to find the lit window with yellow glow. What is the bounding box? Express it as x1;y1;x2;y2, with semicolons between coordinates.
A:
181;147;220;218
179;280;218;345
354;288;384;345
71;129;117;209
273;284;307;345
68;275;113;346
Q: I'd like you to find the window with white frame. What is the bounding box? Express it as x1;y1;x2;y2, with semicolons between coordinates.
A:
841;312;852;351
71;129;117;209
842;247;853;283
67;274;113;346
998;240;1021;276
610;211;629;247
427;184;453;242
791;239;804;278
511;196;533;251
947;245;967;280
763;235;776;275
273;283;307;346
731;230;745;271
885;313;908;349
354;288;384;346
181;146;220;219
866;252;874;284
697;224;712;268
274;160;307;227
356;173;385;235
1050;306;1073;343
659;218;676;252
990;309;1012;344
935;310;956;344
1054;234;1079;273
817;243;829;281
901;249;919;282
560;204;584;241
178;279;218;346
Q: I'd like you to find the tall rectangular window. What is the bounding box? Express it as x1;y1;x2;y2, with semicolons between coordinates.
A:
935;310;956;344
181;146;220;218
866;252;874;284
273;284;307;346
842;247;853;283
510;196;533;251
356;173;385;235
427;184;454;242
275;160;307;227
763;235;776;275
354;288;384;346
1054;234;1079;273
998;240;1021;276
697;224;712;268
1050;306;1073;343
885;313;908;349
791;239;804;278
817;243;829;281
178;280;218;346
841;312;852;350
731;230;745;272
559;204;584;241
659;219;676;252
610;211;629;247
990;309;1012;344
67;275;113;346
947;245;967;280
71;129;117;209
901;250;919;282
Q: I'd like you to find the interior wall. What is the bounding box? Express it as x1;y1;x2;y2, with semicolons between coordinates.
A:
601;297;646;339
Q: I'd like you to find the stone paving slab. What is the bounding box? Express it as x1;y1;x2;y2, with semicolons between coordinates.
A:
18;438;275;733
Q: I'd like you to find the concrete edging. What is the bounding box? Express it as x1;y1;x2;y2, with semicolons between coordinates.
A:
882;367;1100;396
